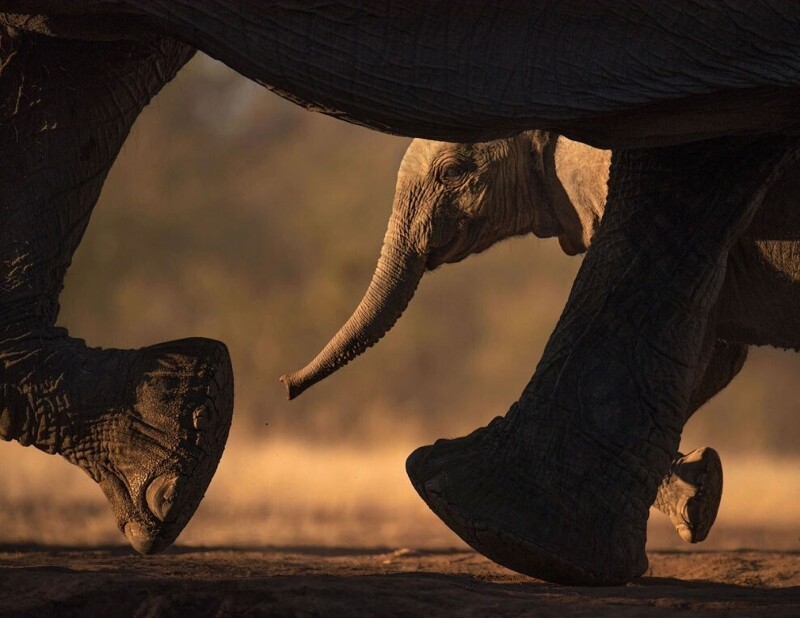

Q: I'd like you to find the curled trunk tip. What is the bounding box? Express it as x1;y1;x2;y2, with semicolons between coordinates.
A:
279;373;305;401
279;236;426;399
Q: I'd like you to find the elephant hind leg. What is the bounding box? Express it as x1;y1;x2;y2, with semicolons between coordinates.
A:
686;340;748;422
652;339;745;543
654;447;723;544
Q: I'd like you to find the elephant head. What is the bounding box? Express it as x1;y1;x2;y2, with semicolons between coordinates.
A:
280;133;611;399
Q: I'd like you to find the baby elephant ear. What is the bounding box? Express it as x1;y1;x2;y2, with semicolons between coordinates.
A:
546;137;612;254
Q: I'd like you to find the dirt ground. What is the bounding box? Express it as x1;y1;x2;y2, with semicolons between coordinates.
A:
1;444;797;616
0;545;797;617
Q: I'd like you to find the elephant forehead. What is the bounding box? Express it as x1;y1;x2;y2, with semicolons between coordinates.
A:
399;140;449;176
400;139;513;177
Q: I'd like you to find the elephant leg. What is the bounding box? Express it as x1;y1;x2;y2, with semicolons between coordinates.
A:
686;340;748;422
654;339;747;543
407;136;799;584
0;30;232;553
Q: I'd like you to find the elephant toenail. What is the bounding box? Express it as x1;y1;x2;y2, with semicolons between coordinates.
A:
192;406;207;430
676;522;694;543
124;521;157;555
146;473;179;522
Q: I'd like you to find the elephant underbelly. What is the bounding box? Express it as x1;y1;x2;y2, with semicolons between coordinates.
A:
716;239;800;349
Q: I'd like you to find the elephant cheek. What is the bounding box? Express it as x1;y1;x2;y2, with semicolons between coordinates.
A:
530;198;562;239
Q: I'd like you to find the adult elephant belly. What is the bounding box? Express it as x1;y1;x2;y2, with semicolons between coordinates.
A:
717;239;800;349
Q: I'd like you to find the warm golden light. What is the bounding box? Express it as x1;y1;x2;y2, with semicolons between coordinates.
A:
1;55;796;555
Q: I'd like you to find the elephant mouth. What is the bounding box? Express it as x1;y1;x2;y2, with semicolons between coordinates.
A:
426;218;489;270
426;237;473;270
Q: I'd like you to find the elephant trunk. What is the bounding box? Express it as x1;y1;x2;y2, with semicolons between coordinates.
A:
280;212;426;400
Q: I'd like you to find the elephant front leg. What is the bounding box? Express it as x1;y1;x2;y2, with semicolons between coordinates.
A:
407;136;799;585
0;29;231;552
0;330;232;553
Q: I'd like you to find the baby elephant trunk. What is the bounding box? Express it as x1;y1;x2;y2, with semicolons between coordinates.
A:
280;219;426;399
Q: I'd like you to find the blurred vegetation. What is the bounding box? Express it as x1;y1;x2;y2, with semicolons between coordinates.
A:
58;55;800;454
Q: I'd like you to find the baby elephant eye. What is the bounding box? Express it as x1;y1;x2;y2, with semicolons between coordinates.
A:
441;163;467;182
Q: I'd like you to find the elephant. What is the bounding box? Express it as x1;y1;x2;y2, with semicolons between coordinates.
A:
282;129;800;543
1;1;800;585
279;133;613;398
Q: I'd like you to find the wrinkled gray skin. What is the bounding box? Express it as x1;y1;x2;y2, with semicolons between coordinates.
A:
282;130;800;542
280;134;611;399
1;1;800;585
283;131;800;398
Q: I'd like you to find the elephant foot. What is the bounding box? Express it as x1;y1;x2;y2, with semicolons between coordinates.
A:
0;328;233;554
406;411;649;585
654;447;722;544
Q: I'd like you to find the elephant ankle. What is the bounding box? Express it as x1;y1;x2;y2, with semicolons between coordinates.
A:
0;328;219;466
0;326;91;450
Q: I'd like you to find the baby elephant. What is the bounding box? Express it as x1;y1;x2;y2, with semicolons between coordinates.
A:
282;131;800;544
282;132;612;397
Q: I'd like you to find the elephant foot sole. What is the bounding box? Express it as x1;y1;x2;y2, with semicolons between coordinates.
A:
409;471;644;586
115;337;234;554
0;330;234;554
657;447;722;544
405;417;649;585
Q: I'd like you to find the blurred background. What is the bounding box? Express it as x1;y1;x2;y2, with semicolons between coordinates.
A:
0;55;797;551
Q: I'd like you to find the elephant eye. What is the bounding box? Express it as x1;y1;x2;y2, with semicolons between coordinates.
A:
440;162;468;183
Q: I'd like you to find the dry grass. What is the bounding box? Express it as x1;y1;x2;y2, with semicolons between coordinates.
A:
0;437;796;551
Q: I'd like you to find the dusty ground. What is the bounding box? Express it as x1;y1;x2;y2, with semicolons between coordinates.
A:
1;441;797;615
0;545;798;616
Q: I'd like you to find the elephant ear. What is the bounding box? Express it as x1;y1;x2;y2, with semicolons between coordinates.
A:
545;137;611;254
23;0;794;147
